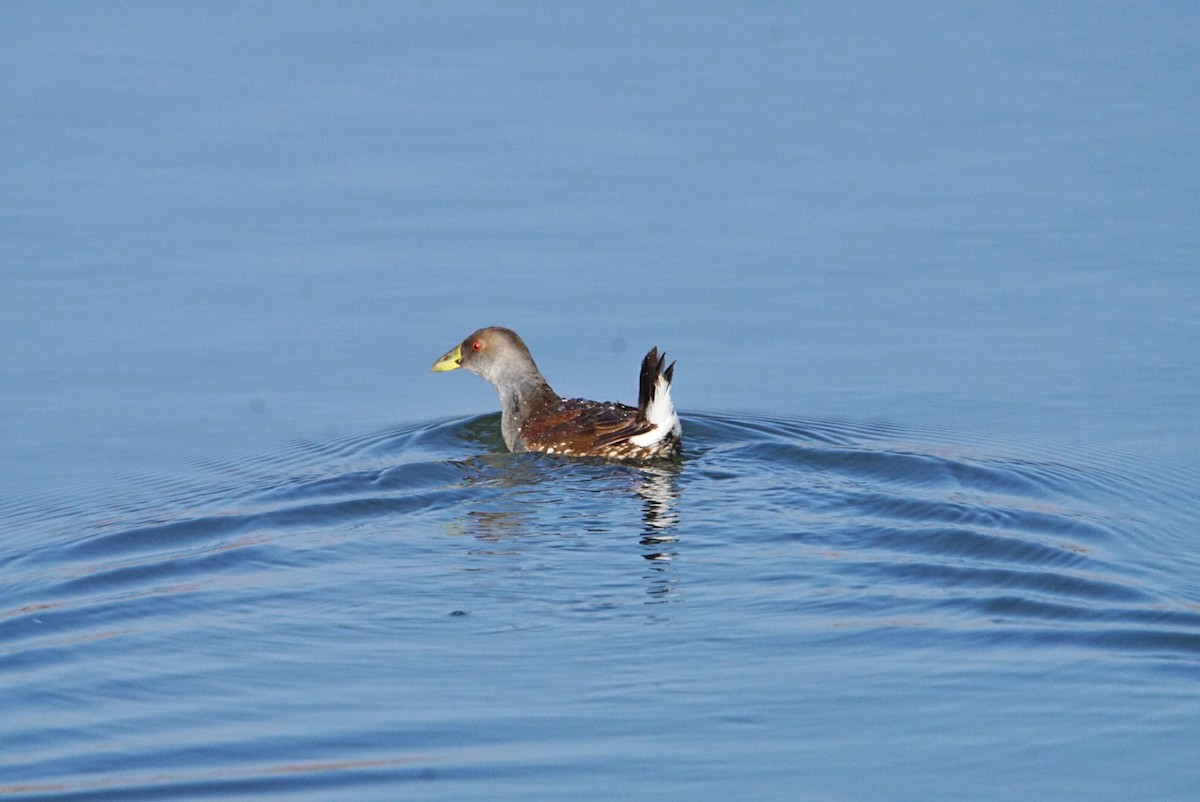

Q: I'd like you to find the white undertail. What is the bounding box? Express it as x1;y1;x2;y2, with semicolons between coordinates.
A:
629;373;681;448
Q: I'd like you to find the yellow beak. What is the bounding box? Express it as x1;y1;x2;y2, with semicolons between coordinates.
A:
431;344;462;372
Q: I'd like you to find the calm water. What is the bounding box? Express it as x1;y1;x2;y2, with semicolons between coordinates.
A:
2;4;1199;800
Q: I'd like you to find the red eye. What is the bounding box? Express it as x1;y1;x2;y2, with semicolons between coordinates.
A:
471;340;484;352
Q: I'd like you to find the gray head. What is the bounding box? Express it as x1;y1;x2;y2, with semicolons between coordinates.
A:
431;326;544;389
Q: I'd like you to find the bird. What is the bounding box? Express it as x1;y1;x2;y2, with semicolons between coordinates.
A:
431;326;681;460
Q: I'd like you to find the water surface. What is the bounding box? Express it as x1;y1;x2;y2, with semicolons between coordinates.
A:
2;3;1198;799
3;413;1198;799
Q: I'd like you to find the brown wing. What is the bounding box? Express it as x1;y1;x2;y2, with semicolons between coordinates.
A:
520;398;656;455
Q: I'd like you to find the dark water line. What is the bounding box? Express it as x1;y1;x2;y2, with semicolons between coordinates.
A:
0;750;509;802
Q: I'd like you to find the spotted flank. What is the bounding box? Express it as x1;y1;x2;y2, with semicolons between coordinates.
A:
432;327;681;460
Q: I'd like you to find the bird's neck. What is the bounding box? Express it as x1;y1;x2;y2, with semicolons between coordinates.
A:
497;375;557;451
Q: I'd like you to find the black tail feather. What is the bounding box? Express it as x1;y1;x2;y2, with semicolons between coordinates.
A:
638;347;673;415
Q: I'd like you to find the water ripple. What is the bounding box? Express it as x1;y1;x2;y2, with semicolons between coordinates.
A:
2;411;1198;798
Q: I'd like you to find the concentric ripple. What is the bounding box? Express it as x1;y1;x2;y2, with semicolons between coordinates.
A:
1;411;1197;798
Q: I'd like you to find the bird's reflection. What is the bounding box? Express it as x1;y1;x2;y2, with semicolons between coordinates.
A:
444;449;683;604
633;462;680;554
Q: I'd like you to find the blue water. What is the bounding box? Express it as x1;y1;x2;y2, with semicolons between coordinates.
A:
2;4;1199;800
3;414;1198;799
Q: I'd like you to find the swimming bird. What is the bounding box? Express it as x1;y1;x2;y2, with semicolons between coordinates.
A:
431;327;681;460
